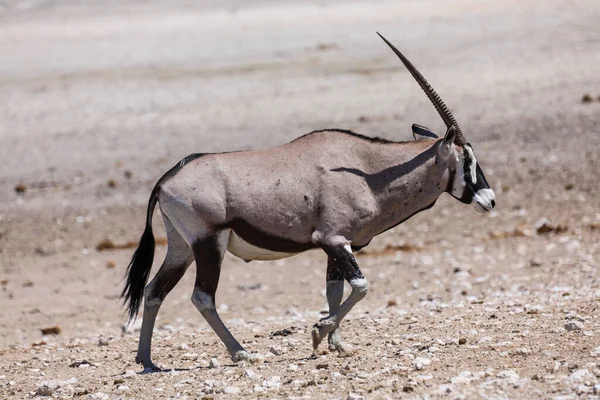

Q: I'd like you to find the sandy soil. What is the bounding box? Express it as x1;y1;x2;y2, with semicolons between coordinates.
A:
1;0;600;398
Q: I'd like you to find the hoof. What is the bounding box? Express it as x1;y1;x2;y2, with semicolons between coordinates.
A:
136;356;162;373
141;364;162;374
233;350;264;364
328;340;352;354
311;319;336;350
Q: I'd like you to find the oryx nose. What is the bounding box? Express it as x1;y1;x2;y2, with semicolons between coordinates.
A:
490;199;496;209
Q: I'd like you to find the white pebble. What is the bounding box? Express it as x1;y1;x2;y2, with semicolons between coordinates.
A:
262;376;281;388
224;386;240;394
117;385;130;391
123;370;136;379
209;358;220;368
569;369;593;382
269;346;283;356
244;369;258;380
287;364;299;371
412;357;431;371
347;393;365;400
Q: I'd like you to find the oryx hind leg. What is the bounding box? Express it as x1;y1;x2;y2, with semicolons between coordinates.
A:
191;230;262;363
312;238;368;351
136;216;194;371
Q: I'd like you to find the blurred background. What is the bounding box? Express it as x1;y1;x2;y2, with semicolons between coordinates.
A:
0;0;599;398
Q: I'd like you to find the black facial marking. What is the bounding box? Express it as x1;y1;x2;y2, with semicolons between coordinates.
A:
226;219;315;253
458;144;491;203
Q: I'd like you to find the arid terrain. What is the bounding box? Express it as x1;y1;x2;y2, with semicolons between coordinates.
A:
1;0;599;398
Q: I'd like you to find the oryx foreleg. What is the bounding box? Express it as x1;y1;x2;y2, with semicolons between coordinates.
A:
325;257;350;353
312;240;368;351
136;217;194;371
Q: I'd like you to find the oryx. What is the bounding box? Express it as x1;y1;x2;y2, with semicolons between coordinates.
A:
122;33;496;371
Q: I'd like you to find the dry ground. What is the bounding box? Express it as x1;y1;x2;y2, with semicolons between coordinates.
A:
1;0;599;398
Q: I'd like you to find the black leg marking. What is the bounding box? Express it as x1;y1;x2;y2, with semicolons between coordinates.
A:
136;218;194;371
190;233;260;363
313;244;368;351
323;246;365;282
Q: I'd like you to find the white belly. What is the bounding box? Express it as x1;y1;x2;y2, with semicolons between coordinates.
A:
227;231;298;261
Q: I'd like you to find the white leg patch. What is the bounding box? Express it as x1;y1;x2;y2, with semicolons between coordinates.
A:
191;291;215;312
349;277;369;294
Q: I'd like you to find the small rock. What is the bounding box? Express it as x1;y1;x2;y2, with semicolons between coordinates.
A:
593;384;600;395
347;393;365;400
565;321;583;332
224;386;240;394
581;93;594;103
458;338;467;345
253;385;265;393
181;352;198;360
123;370;136;379
37;381;60;396
451;371;473;384
591;346;600;356
209;358;220;368
86;393;110;400
438;384;454;394
569;369;593;382
97;338;109;347
41;326;61;335
178;343;189;350
514;347;532;356
413;357;431;371
117;385;130;391
497;369;519;381
262;376;281;388
287;364;299;372
269;346;283;356
244;369;258;380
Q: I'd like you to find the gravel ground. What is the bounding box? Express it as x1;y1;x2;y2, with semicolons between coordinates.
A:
1;0;599;399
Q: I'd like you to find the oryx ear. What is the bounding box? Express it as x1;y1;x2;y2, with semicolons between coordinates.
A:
440;126;456;155
412;124;439;141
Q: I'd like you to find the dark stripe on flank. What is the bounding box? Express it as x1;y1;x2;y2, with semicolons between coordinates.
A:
226;218;316;254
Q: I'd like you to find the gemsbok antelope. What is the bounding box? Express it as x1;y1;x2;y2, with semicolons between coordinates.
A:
122;33;496;371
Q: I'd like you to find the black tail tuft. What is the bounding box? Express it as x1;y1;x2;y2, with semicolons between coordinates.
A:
121;187;160;324
121;224;155;323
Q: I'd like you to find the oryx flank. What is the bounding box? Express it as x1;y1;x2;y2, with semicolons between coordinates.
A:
122;33;496;371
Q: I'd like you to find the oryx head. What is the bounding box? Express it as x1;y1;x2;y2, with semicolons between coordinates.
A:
378;33;496;213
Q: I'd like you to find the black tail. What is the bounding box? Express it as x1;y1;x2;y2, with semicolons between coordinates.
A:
121;185;160;324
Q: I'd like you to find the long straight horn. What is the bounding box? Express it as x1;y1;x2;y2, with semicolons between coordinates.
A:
377;32;467;146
